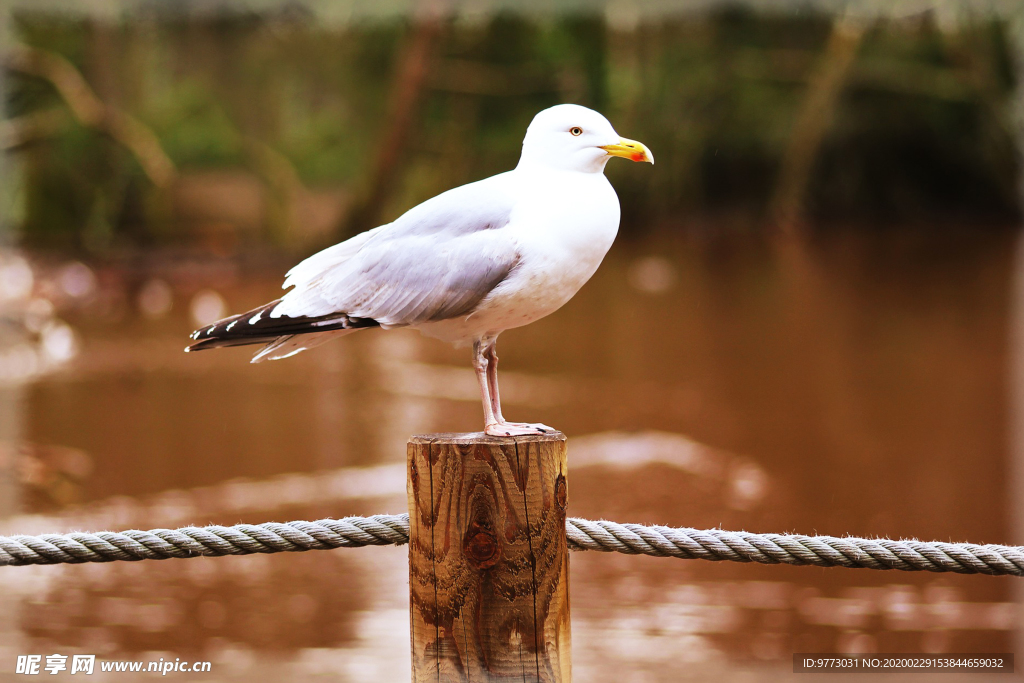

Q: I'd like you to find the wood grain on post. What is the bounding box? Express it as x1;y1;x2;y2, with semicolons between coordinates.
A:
407;432;570;682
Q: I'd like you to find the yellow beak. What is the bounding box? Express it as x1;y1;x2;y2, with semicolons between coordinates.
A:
600;137;654;164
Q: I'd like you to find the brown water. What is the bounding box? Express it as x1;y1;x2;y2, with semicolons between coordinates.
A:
0;228;1017;681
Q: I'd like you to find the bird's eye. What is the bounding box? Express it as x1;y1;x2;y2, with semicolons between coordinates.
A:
570;127;583;136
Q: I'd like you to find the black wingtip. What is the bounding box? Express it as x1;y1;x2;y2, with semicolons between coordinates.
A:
184;298;380;354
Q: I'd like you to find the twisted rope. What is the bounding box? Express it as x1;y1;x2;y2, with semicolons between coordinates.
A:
1;514;1022;576
563;519;1024;576
0;515;409;567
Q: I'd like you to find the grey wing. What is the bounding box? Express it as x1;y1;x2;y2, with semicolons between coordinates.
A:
270;176;520;327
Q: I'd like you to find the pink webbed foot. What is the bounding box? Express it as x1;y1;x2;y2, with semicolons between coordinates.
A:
504;422;554;432
484;421;555;437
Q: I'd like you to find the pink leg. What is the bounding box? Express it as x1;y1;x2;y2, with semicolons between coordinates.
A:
484;342;506;422
472;340;499;430
476;338;554;437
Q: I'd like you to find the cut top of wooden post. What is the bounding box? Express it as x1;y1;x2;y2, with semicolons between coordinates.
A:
409;431;566;445
407;431;571;683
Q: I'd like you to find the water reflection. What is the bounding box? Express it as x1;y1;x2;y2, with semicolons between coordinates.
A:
0;229;1017;680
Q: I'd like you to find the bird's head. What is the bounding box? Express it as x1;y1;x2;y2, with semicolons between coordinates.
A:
518;104;653;173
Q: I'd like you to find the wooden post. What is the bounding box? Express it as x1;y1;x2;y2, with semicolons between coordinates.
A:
407;432;570;682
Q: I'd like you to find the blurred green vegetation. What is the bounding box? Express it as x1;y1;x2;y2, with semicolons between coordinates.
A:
2;7;1020;254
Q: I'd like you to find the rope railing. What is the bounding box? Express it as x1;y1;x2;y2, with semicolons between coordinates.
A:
2;514;1022;576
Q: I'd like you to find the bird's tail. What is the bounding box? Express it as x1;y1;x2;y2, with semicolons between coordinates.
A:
185;299;378;362
249;330;355;363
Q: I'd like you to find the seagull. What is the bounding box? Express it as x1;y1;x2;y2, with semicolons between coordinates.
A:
186;104;653;436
